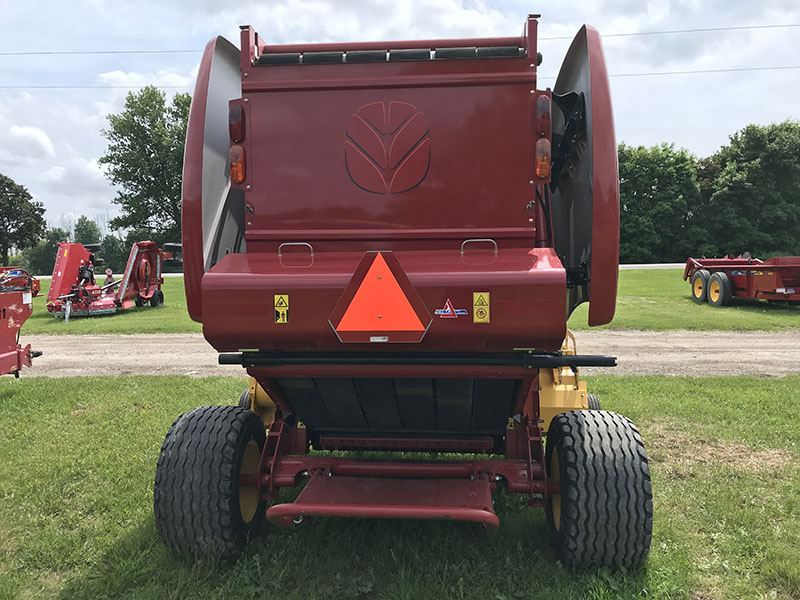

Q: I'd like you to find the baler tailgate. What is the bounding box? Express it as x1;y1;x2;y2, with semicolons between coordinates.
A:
266;475;498;529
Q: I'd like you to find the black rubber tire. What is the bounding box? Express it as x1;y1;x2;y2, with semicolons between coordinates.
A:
545;410;653;569
134;297;144;307
690;269;710;303
149;289;164;307
238;387;252;409
708;272;732;307
586;393;601;410
154;406;266;556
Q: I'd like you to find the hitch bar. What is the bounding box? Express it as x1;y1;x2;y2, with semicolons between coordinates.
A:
219;351;616;369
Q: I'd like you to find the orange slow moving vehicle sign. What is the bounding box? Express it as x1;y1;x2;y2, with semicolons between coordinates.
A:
330;252;432;343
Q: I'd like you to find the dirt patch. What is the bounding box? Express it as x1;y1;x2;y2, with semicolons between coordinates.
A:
642;418;792;474
16;330;800;378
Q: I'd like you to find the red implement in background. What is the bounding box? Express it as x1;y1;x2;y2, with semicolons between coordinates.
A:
46;241;170;318
0;267;40;377
685;255;800;306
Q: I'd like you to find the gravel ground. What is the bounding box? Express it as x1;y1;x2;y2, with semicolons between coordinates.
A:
17;330;800;378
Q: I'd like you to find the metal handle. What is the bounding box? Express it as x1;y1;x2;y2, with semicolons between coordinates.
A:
278;242;314;257
460;238;498;255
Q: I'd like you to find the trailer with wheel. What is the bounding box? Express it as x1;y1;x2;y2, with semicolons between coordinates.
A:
0;267;40;376
46;241;169;319
685;255;800;307
154;14;653;568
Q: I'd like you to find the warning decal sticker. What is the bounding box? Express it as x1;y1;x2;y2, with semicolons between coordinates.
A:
274;294;289;324
473;292;490;323
434;298;468;319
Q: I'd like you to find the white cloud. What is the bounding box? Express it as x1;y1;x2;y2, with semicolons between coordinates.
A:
42;156;109;202
7;125;56;157
96;69;193;88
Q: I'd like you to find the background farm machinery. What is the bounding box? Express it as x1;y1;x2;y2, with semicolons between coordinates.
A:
153;14;653;569
0;267;40;376
685;255;800;307
46;241;171;319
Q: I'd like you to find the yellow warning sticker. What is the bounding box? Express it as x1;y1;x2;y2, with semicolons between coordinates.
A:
274;294;289;324
473;292;490;323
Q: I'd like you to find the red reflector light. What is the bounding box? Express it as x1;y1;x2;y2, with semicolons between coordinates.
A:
230;144;246;184
536;95;551;138
535;138;551;179
229;103;245;143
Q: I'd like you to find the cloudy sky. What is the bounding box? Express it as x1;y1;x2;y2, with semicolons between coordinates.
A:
1;0;798;228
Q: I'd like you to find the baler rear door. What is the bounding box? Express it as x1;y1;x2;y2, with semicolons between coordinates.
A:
181;36;244;322
550;26;619;326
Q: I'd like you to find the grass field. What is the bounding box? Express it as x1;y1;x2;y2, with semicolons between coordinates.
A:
1;375;797;600
21;270;800;336
569;269;800;331
23;278;201;335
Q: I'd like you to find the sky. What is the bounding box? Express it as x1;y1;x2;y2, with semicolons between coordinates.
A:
1;0;799;229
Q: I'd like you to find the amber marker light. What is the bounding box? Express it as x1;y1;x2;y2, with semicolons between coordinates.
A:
535;138;551;179
230;145;246;184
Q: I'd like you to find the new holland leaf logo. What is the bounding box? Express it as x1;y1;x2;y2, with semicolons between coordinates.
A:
345;101;431;194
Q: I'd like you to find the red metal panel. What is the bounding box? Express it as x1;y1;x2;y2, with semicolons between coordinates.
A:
316;435;494;452
46;243;90;304
181;38;217;323
201;247;566;353
266;476;499;529
0;290;33;376
586;27;619;326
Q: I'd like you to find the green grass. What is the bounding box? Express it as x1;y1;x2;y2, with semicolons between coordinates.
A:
1;375;797;600
569;269;800;331
23;278;201;335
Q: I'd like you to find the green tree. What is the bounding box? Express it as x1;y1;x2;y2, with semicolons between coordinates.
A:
22;227;70;275
0;173;47;266
697;120;800;257
99;234;128;273
99;86;191;241
73;215;102;245
618;143;701;263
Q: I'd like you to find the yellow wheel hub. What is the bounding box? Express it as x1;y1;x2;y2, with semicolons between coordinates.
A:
551;447;561;530
239;440;260;523
709;279;720;303
693;277;704;299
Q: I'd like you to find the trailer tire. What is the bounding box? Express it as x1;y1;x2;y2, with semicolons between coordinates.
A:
708;272;732;307
586;393;601;410
150;289;164;307
238;387;252;409
545;410;652;569
154;406;266;557
134;297;144;307
691;269;710;303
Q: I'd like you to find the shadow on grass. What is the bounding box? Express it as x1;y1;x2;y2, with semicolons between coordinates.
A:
57;490;651;600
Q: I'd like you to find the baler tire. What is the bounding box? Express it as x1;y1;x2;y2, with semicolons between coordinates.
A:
545;410;653;569
691;269;710;303
134;297;144;308
708;272;732;307
586;394;601;410
154;406;266;557
238;387;252;410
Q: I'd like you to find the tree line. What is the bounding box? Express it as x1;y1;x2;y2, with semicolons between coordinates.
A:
1;83;798;273
619;120;800;262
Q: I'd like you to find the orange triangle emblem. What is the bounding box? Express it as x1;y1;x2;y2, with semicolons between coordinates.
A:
330;252;431;343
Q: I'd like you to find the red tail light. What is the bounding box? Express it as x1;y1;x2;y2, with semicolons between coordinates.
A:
536;95;551;138
230;145;246;183
229;103;245;143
